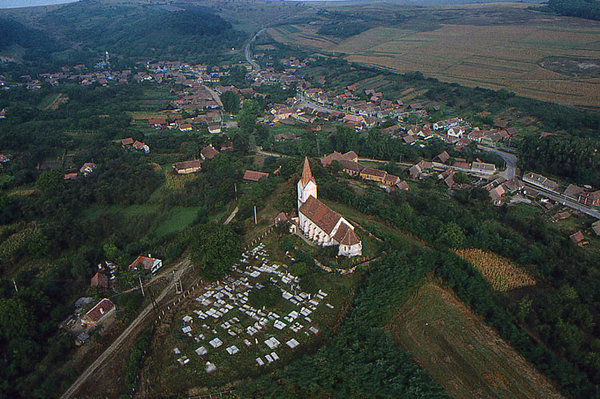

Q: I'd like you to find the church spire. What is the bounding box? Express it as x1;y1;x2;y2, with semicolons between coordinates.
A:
301;157;315;185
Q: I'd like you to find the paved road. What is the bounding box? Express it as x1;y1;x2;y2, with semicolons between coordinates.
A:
60;258;193;399
295;94;339;114
478;145;517;180
245;29;265;76
523;182;600;219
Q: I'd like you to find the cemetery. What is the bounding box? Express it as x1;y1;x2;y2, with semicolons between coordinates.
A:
144;238;357;392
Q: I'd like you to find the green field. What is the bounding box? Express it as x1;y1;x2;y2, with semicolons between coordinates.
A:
388;283;563;399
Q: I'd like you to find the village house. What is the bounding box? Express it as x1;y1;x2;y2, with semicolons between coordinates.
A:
471;161;496;176
523;172;560;192
207;123;222;134
274;212;289;226
81;298;115;327
579;191;600;207
179;123;193;132
133;140;150;154
570;231;587;246
0;108;6;119
409;160;433;178
320;151;359;167
121;137;134;147
129;255;163;274
434;151;450;164
173;160;202;174
564;184;585;199
200;144;219;160
148;117;168;128
63;172;78;181
297;158;362;257
592;220;600;236
243;170;269;182
90;270;109;289
80;162;97;176
489;185;506;206
360;167;387;183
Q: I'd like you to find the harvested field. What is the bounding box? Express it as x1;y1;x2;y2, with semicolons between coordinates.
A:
270;4;600;107
454;248;535;292
388;283;563;399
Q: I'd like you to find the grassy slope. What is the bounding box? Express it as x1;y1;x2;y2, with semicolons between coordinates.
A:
387;282;563;399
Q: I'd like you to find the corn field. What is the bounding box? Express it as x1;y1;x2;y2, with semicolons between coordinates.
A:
454;248;535;292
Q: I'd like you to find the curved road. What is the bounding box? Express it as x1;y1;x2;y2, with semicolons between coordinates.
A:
245;28;265;76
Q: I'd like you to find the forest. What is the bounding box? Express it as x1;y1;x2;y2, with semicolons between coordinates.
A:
547;0;600;21
520;134;600;186
0;3;245;72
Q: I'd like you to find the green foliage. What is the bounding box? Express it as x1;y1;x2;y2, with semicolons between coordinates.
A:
439;222;465;248
520;134;600;186
239;99;262;134
221;91;240;114
548;0;600;20
125;326;154;397
248;283;281;309
190;223;241;280
0;298;34;340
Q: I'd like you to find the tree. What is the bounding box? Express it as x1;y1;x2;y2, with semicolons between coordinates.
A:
35;170;64;197
248;283;281;308
439;222;465;248
0;298;34;340
190;223;241;280
221;91;240;114
238;99;262;134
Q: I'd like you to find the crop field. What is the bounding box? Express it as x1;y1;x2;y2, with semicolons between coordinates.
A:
388;283;563;399
454;248;535;292
269;4;600;108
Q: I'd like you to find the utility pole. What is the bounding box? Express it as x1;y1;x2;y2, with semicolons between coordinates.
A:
234;183;237;201
12;279;18;294
138;275;145;297
254;205;257;225
148;286;159;317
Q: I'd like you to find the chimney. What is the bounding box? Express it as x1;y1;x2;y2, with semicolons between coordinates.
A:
148;253;152;258
100;308;104;315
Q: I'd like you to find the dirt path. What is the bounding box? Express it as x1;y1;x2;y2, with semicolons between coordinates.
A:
60;258;192;399
224;206;239;225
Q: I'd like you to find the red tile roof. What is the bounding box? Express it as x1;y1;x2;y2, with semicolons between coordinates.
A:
85;298;115;323
121;137;134;146
332;222;360;245
173;160;201;171
299;196;341;235
301;157;315;185
200;145;219;160
129;256;159;271
243;170;269;182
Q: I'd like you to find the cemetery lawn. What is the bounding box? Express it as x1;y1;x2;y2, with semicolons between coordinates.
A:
140;240;360;396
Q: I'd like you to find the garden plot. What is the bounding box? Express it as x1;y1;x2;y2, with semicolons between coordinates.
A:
168;242;334;374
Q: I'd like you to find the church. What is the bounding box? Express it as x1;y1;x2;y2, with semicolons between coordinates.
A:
297;157;362;257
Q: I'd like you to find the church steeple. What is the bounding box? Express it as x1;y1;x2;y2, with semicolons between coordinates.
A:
301;157;315;185
298;157;317;209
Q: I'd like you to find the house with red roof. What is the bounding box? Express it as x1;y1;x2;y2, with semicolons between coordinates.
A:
243;170;269;182
129;255;163;274
81;298;115;327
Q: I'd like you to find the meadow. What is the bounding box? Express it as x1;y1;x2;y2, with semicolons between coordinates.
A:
389;282;563;399
268;3;600;108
